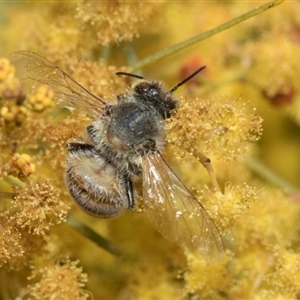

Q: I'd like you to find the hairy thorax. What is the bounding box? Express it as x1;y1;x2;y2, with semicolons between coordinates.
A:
90;102;166;169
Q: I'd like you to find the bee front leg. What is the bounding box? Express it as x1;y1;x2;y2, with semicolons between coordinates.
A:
65;141;133;218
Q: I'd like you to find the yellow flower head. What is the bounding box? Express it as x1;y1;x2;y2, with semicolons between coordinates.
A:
0;58;15;81
0;103;28;127
27;85;55;112
9;153;36;179
166;96;263;162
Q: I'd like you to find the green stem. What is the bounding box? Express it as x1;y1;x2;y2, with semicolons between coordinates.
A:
244;156;300;196
0;191;15;199
132;0;284;70
67;215;122;257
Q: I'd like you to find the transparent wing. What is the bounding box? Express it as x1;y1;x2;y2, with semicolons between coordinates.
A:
142;152;224;261
8;51;106;117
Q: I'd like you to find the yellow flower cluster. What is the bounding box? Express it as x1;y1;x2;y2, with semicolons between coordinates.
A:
0;58;15;81
0;179;70;269
0;103;28;127
199;183;259;233
28;258;89;300
9;153;36;179
166;96;263;162
11;180;70;235
0;211;24;267
27;85;55;112
183;186;300;298
75;1;161;46
0;77;23;100
0;58;28;128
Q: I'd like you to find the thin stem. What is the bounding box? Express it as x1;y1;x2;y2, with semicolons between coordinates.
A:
0;192;15;199
244;156;300;196
5;176;26;188
192;150;221;193
67;215;122;257
132;0;284;71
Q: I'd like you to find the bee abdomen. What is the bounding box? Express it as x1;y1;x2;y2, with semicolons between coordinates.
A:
66;172;126;218
65;142;130;218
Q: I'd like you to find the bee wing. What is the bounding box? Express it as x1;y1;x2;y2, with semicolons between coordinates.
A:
142;152;224;261
8;51;106;117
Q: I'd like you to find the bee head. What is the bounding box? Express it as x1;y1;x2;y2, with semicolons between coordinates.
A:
133;80;178;119
115;65;206;119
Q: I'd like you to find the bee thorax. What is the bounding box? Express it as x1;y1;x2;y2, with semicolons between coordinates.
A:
106;102;165;153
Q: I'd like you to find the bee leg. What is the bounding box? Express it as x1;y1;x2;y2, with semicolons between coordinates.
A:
67;141;94;152
192;150;221;193
122;175;135;210
86;124;96;139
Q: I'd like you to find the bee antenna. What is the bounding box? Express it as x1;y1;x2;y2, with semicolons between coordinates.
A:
166;65;207;94
115;71;146;80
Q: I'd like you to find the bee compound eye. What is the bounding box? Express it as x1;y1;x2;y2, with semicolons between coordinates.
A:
135;81;151;93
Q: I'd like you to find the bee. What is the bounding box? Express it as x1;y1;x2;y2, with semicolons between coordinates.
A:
10;51;224;260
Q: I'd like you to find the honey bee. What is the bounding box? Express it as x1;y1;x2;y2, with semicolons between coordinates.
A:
10;51;224;260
